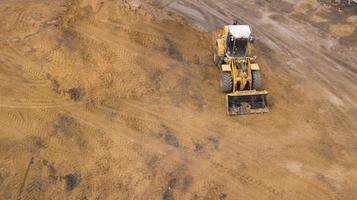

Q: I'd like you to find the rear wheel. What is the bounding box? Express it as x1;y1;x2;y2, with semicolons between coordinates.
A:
220;72;233;93
252;70;262;90
214;45;224;67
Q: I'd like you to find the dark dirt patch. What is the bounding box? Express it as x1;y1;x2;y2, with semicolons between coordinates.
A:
162;38;183;61
191;194;205;200
46;73;62;94
52;114;86;147
53;114;76;135
51;79;61;93
207;136;220;150
68;87;85;101
80;51;90;62
194;142;204;152
339;30;357;47
162;178;177;200
64;172;81;192
163;165;193;196
29;136;48;149
47;74;86;101
148;68;162;91
146;155;160;176
57;28;79;51
159;124;179;147
42;160;59;182
219;193;227;200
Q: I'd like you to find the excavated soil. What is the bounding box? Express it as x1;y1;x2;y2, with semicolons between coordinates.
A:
0;0;356;199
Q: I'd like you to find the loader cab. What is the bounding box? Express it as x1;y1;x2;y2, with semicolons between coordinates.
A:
225;25;254;57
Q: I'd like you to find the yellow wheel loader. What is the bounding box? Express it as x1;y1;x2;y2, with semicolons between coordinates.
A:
214;24;269;115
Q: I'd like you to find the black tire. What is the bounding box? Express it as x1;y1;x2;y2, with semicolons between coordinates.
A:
252;70;262;90
214;55;223;67
220;72;233;93
214;45;224;67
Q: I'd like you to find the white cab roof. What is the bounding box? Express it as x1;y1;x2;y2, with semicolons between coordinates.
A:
228;25;251;38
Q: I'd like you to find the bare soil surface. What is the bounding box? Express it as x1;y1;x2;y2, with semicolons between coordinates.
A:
0;0;356;199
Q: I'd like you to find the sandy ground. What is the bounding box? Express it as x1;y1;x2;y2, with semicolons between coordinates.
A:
0;0;356;199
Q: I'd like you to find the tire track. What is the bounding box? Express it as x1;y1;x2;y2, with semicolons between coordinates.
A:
69;103;289;198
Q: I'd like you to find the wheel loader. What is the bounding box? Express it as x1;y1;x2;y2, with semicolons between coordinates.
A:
214;24;269;115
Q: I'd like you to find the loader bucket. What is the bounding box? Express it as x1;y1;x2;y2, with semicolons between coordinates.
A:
226;90;269;115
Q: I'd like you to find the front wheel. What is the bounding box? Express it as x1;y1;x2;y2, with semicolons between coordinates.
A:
220;72;233;93
214;53;223;67
252;70;262;90
214;46;224;67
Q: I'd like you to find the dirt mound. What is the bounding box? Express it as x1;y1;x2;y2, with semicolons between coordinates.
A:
0;0;356;199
